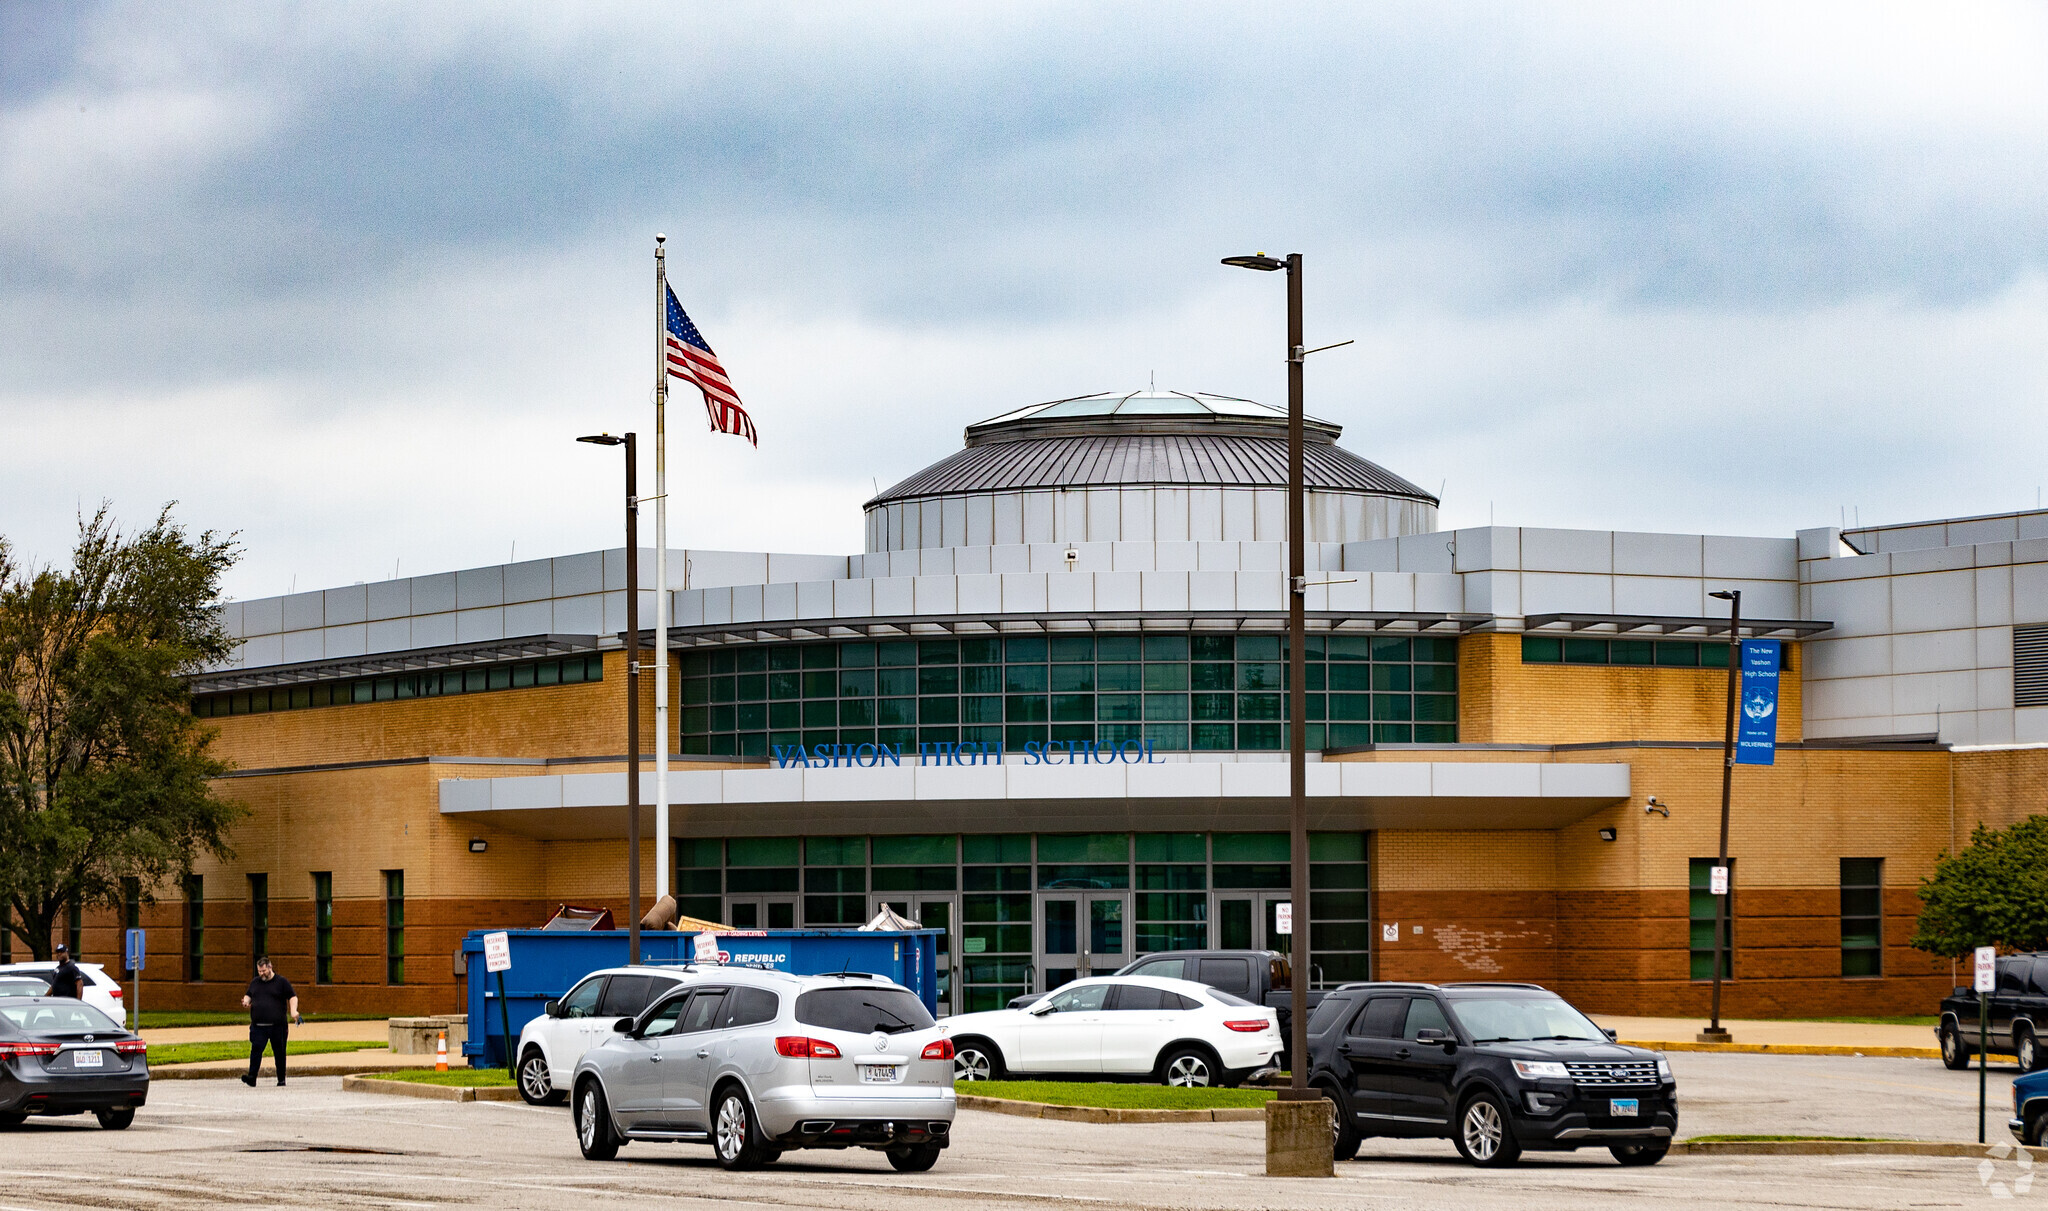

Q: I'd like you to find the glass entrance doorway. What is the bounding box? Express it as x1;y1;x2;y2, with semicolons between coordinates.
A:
1214;891;1292;957
872;894;958;1016
724;896;796;930
1038;893;1129;991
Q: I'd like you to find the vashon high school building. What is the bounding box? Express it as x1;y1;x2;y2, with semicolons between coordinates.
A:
42;390;2048;1018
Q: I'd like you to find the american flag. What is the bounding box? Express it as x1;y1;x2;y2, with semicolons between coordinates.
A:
665;285;756;445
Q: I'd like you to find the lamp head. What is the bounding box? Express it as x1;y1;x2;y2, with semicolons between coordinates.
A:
1709;590;1738;601
577;434;626;447
1222;253;1286;272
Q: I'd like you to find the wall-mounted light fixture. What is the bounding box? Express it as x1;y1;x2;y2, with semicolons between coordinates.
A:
468;838;488;853
1644;796;1670;817
1598;828;1618;842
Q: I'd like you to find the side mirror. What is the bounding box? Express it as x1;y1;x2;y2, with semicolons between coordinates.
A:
1603;1028;1618;1042
1414;1028;1454;1049
1027;1000;1056;1016
612;1017;635;1034
543;1000;562;1018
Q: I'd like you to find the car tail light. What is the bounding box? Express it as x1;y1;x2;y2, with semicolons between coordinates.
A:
0;1043;59;1059
774;1036;842;1059
115;1040;147;1055
1223;1020;1272;1033
108;988;123;999
921;1039;955;1061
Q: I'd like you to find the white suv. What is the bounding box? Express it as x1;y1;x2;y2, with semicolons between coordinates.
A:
0;964;127;1026
942;974;1280;1086
515;966;687;1105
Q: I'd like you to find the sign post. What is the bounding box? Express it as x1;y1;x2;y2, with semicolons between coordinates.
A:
1975;945;1996;1143
124;929;145;1033
484;931;514;1075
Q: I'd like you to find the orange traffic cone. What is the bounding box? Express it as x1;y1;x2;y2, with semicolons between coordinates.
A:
436;1031;448;1072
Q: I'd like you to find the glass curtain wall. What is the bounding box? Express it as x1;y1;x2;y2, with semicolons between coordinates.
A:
682;633;1458;757
673;830;1370;1013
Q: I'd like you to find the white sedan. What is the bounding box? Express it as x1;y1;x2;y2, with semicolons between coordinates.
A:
942;975;1280;1087
0;963;127;1025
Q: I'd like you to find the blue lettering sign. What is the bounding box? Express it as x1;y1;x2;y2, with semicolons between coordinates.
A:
1735;639;1781;766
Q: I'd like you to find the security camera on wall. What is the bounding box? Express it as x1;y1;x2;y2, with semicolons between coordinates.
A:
1644;797;1670;817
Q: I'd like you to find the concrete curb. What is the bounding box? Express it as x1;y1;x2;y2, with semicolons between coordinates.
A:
1621;1038;2003;1060
339;1074;520;1102
1674;1139;2048;1159
152;1059;406;1081
955;1094;1264;1123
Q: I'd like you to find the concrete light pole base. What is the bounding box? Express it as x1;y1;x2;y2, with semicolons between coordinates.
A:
1264;1097;1334;1177
1697;1027;1733;1043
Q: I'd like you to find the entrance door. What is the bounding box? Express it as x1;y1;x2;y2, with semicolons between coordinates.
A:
1214;892;1292;956
724;896;796;931
872;895;959;1016
1038;893;1129;991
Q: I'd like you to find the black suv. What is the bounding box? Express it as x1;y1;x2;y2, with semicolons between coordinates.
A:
1305;981;1676;1167
1936;951;2048;1071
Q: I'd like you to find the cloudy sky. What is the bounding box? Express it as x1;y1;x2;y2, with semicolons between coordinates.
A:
4;2;2046;602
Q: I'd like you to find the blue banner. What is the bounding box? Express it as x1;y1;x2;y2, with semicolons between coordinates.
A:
1735;639;1781;766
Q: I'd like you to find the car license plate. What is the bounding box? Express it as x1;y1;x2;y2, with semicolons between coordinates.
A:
73;1049;104;1069
859;1064;899;1084
1609;1097;1638;1117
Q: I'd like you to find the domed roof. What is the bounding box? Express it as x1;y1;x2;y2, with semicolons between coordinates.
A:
866;389;1435;509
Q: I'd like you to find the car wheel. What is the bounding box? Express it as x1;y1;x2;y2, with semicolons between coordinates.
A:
518;1048;560;1106
1452;1091;1522;1167
95;1107;135;1130
2019;1028;2042;1073
712;1086;769;1170
953;1039;1004;1082
1323;1088;1361;1162
886;1143;943;1172
1940;1025;1973;1071
0;1111;26;1128
574;1081;620;1161
2026;1110;2048;1148
1159;1047;1215;1088
1610;1142;1668;1166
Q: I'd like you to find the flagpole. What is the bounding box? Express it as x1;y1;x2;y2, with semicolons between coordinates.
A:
653;235;671;910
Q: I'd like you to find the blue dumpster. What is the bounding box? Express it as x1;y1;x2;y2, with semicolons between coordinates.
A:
459;928;941;1068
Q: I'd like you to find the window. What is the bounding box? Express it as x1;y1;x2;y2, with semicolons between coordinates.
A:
0;903;10;963
185;875;204;982
680;633;1460;755
597;975;653;1017
558;976;606;1018
721;986;780;1028
190;655;605;719
1689;858;1733;980
1196;957;1253;996
1348;996;1407;1038
1038;983;1111;1014
1403;997;1452;1040
680;990;728;1033
312;872;334;984
639;995;687;1038
1523;635;1732;668
1840;858;1882;977
794;986;937;1032
67;900;81;957
383;870;405;985
673;838;723;924
249;873;269;967
1998;958;2031;995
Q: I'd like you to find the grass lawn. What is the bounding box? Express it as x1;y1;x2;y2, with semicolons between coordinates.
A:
367;1068;517;1087
960;1080;1275;1110
136;1011;383;1030
150;1040;387;1066
1687;1134;1899;1143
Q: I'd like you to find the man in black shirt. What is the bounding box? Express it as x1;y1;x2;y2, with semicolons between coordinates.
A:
49;944;85;999
241;957;300;1087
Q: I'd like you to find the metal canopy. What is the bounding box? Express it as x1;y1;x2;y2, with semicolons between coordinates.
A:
661;610;1492;649
1521;613;1833;639
190;634;602;693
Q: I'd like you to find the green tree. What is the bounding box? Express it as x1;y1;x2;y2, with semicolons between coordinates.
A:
1912;815;2048;957
0;505;245;960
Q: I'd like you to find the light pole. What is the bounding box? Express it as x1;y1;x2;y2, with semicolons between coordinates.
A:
579;433;641;966
1703;588;1741;1042
1223;252;1315;1113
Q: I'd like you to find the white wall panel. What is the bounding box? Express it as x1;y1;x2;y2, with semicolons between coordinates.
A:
1521;528;1612;573
1022;492;1054;545
1521;572;1614;616
367;618;412;653
1155;489;1191;542
412;612;457;648
1002;573;1049;613
556;595;604;635
1189;489;1223;541
1141;571;1189;611
283;592;324;631
456;566;505;609
941;497;968;550
503;559;553;603
1096;570;1142;611
365;578;412;623
503;600;552;636
1086;490;1120;544
833;579;874;618
1809;578;1891;635
991;544;1030;574
1253;489;1285;541
1892;570;1977;633
1612;575;1701;617
1111;542;1155;572
1705;536;1795;581
873;577;914;616
730;585;765;623
992;494;1024;547
1156;541;1199;573
762;582;797;621
454;609;503;644
324;584;369;625
1613;531;1703;578
965;495;993;548
282;630;323;663
1189;571;1236;611
956;573;1001;616
1046;571;1094;613
1415;574;1464;613
914;576;957;615
1221;490;1256;540
411;573;458;615
1370;572;1417;612
1892;628;1974;674
1805;635;1891;680
795;581;834;619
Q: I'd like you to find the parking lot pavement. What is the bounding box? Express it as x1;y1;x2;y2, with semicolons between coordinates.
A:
0;1054;2028;1211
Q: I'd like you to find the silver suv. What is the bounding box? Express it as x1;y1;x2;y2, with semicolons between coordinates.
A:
570;966;956;1171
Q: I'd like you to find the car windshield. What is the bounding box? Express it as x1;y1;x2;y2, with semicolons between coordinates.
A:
794;986;935;1035
0;979;49;997
1447;994;1606;1043
0;1001;121;1033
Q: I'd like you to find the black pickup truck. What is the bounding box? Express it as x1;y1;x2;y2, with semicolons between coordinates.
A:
1120;949;1328;1067
1937;950;2048;1071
